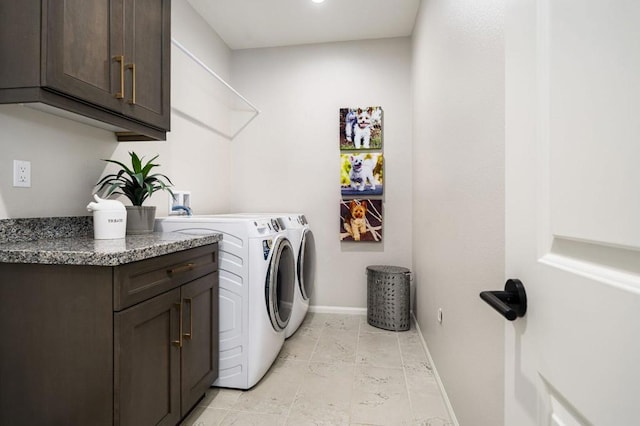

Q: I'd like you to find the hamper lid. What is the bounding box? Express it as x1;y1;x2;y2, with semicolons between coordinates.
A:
366;265;410;274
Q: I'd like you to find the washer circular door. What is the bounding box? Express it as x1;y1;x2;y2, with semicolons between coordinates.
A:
265;236;296;331
297;228;316;301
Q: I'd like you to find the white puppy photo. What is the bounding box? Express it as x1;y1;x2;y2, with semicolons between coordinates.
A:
340;153;383;197
340;106;383;150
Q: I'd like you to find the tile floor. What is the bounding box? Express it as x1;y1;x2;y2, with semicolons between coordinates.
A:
181;313;453;426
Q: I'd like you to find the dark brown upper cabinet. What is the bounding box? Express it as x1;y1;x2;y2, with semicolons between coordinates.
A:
0;0;171;141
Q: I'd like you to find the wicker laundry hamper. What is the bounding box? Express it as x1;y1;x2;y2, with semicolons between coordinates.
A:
366;265;411;331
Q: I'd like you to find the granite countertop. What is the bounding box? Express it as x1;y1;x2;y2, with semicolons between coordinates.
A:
0;217;222;266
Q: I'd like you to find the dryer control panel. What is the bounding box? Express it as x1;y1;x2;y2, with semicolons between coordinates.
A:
252;219;272;233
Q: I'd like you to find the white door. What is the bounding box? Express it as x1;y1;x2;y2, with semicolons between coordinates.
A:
505;0;640;424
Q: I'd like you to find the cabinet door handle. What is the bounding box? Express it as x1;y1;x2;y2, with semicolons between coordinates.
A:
126;63;136;105
183;297;193;340
171;302;183;348
167;263;195;274
114;55;124;99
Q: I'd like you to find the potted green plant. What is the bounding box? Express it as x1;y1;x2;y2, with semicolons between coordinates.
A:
95;151;174;234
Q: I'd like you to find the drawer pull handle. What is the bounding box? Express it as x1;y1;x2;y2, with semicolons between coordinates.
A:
183;297;193;340
171;302;183;348
167;263;195;274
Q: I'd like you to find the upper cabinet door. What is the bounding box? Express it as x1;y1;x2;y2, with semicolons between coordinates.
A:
122;0;171;130
44;0;126;113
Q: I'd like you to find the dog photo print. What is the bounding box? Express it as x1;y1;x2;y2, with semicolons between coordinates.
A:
340;199;383;242
339;106;383;150
341;152;384;197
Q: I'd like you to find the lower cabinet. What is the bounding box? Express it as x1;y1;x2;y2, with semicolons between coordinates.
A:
115;275;218;425
0;244;218;426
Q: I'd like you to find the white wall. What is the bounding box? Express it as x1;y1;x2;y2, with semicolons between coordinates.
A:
163;2;235;215
229;38;413;308
412;0;505;425
0;2;232;219
0;105;117;218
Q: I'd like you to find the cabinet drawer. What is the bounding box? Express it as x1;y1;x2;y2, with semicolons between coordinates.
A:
114;244;218;311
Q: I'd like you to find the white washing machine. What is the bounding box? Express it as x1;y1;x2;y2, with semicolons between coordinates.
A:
155;216;296;389
215;213;316;338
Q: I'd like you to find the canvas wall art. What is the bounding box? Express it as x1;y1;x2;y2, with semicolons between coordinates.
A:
340;153;383;197
340;199;383;242
339;106;383;150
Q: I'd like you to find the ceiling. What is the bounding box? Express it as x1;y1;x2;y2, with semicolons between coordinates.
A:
186;0;421;50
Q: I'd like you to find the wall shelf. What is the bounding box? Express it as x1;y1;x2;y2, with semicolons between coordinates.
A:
170;37;260;139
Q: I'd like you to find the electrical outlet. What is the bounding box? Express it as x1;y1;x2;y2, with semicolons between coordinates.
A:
13;160;31;188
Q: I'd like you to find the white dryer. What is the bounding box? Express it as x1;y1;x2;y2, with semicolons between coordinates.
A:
215;213;316;338
276;214;315;338
155;216;296;389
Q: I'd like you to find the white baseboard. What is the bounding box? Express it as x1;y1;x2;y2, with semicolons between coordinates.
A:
411;312;459;426
308;305;367;315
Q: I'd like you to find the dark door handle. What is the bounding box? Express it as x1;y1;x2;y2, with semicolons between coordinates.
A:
479;279;527;321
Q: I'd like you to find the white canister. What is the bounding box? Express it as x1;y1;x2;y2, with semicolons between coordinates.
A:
86;195;127;239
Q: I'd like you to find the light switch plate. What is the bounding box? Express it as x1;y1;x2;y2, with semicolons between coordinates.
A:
13;160;31;187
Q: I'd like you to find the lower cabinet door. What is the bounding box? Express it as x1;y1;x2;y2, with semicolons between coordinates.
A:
114;288;181;426
181;273;219;416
